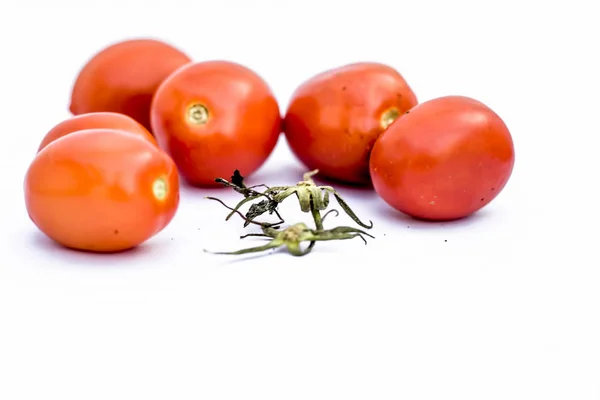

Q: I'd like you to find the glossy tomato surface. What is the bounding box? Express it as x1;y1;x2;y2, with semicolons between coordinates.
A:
24;129;180;252
283;62;418;185
38;112;157;152
150;60;281;186
69;39;191;132
369;95;515;221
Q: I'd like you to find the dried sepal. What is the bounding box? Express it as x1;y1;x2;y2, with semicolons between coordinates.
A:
206;169;376;258
205;222;375;257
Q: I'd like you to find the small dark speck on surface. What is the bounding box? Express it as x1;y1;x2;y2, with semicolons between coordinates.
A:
481;198;485;201
444;240;447;242
491;188;495;191
114;229;119;235
342;86;347;91
171;238;173;240
407;225;410;228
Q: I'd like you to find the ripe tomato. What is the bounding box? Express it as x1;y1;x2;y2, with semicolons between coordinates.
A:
150;60;281;186
369;95;515;221
283;62;418;185
24;129;180;252
37;112;157;152
69;38;191;132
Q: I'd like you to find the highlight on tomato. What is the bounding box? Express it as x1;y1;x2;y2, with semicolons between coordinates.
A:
283;62;418;185
369;95;515;221
37;112;157;152
150;60;281;187
24;129;180;253
69;38;191;132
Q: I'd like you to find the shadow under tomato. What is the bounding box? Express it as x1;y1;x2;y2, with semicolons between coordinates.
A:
27;231;159;266
177;174;225;191
311;173;375;192
375;204;492;231
249;163;308;186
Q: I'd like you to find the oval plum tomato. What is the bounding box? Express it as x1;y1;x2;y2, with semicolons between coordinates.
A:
369;95;515;221
150;60;281;186
69;39;191;132
37;112;157;152
24;129;180;252
283;62;418;185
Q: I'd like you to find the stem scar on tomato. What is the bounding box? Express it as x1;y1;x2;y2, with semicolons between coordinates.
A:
152;177;168;200
186;103;210;125
380;107;400;129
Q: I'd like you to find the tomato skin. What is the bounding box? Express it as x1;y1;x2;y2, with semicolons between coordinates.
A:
38;112;157;152
24;129;180;252
69;39;191;132
150;60;281;187
283;62;418;185
369;95;515;221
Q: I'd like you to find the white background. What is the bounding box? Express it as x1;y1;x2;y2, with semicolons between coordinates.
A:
1;1;598;399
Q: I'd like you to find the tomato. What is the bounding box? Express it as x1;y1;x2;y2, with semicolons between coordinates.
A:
24;129;180;252
369;95;515;221
150;60;281;187
283;62;418;185
37;112;157;152
69;39;191;132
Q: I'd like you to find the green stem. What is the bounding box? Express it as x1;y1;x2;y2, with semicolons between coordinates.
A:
205;242;280;255
311;207;323;231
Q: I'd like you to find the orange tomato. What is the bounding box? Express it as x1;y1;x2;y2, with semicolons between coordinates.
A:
69;38;191;132
38;112;157;152
283;62;418;185
150;60;281;187
369;95;515;221
24;129;180;252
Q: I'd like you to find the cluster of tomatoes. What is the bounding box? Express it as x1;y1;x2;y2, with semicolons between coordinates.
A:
23;38;515;254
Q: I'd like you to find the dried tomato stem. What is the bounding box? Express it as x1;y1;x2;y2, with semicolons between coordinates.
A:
205;196;282;228
240;233;271;239
311;206;323;230
331;192;373;229
206;242;281;256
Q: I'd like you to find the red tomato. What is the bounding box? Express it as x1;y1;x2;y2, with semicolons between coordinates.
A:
38;112;157;152
24;129;180;252
369;95;515;221
150;60;281;186
69;39;191;132
283;62;418;185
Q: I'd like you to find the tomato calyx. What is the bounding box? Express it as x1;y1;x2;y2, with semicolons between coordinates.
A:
268;169;373;230
204;169;375;257
206;219;373;257
186;103;210;125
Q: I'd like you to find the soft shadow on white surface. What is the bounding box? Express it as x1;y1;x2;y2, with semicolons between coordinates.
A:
373;203;494;230
24;230;173;267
